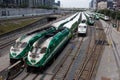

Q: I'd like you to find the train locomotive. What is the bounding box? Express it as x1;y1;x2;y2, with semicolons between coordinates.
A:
9;27;55;64
26;28;71;71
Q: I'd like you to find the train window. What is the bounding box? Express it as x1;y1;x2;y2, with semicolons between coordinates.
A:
41;47;47;53
37;49;41;54
30;47;33;51
36;56;39;58
12;48;19;52
82;20;86;23
13;42;21;48
84;26;87;28
31;48;36;53
21;42;27;48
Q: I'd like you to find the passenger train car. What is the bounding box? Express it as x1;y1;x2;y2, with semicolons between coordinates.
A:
51;12;78;30
99;13;110;21
63;12;81;31
81;12;87;23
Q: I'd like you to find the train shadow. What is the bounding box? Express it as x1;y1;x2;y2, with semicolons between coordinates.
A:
78;34;87;37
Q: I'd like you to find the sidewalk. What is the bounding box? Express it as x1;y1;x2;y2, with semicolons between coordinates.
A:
95;46;119;80
95;20;120;80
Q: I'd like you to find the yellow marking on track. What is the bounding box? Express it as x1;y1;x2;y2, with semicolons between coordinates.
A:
108;39;112;48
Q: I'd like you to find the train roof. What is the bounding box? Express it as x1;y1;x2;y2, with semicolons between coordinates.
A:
81;12;87;20
51;19;67;29
65;12;78;21
51;12;78;29
63;19;77;29
73;12;81;21
63;12;80;29
79;23;87;26
16;33;37;43
32;37;53;49
84;12;90;17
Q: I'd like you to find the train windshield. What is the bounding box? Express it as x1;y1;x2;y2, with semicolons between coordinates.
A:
79;26;86;28
82;20;86;23
21;42;27;48
31;47;47;54
84;26;87;28
13;42;27;48
41;47;47;53
13;42;21;48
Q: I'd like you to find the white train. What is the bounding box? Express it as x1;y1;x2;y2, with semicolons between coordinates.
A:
81;12;87;23
104;16;110;21
78;23;88;36
51;12;78;30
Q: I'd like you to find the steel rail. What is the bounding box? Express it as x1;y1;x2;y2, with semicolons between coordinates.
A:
51;37;84;80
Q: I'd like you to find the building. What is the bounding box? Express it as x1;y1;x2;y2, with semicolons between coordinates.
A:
114;0;120;9
89;0;93;8
44;0;55;7
54;1;60;7
0;0;55;8
107;0;113;9
29;0;44;8
89;0;97;9
97;1;107;10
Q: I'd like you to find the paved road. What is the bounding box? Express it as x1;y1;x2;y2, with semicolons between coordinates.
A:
95;20;120;80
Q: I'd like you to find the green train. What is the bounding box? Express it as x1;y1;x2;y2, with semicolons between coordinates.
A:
94;13;99;20
25;12;81;71
9;27;55;64
84;12;95;25
51;12;78;30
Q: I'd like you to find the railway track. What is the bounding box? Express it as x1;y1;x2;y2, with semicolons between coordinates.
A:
73;21;106;80
0;40;15;49
50;35;85;80
104;20;120;78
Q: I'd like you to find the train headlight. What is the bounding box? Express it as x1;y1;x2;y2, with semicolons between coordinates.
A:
31;60;36;63
12;53;16;56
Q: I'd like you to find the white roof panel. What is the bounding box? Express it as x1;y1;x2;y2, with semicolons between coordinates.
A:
81;12;87;21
